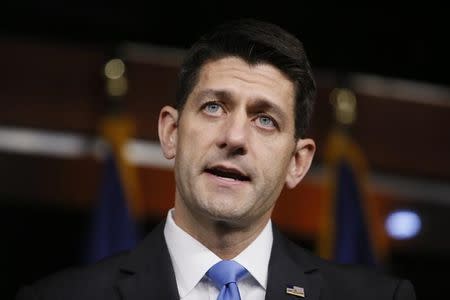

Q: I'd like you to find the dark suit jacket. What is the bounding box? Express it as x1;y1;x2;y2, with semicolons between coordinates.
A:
16;221;415;300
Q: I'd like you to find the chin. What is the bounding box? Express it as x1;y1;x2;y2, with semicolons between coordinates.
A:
198;200;242;218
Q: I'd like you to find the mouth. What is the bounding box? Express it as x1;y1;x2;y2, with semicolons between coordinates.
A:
204;166;251;182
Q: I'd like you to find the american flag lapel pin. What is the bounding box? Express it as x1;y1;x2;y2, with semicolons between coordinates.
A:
286;285;305;298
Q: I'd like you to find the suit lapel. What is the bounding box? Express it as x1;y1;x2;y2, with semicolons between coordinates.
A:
265;225;322;300
116;221;179;300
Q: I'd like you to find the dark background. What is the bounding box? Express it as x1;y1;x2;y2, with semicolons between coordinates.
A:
1;3;448;86
1;3;449;299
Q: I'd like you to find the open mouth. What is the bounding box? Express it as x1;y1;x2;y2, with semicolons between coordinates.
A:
205;166;251;182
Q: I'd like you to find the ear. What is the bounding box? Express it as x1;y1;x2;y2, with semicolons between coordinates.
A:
158;106;179;159
285;138;316;189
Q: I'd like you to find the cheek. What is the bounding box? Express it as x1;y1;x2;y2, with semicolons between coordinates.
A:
260;144;292;178
176;124;213;167
184;120;213;141
177;123;201;151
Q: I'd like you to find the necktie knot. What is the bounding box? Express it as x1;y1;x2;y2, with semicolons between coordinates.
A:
207;260;248;289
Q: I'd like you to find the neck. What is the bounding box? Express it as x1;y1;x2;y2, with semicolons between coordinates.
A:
173;202;270;259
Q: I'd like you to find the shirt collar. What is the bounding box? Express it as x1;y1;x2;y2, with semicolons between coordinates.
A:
234;219;273;289
164;208;273;296
164;209;221;297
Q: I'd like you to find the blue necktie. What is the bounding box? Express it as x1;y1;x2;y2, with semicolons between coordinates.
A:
207;260;248;300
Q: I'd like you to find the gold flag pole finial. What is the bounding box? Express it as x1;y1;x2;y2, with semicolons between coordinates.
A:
104;58;128;98
329;88;357;126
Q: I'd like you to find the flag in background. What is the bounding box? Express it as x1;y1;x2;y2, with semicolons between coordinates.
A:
334;158;374;265
318;89;387;266
84;115;144;264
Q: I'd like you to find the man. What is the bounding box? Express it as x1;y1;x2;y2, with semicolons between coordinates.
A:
16;19;415;299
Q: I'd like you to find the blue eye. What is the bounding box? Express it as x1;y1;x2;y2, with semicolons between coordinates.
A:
203;102;222;115
206;103;219;112
258;116;275;128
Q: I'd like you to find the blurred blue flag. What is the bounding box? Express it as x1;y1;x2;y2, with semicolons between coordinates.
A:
319;128;382;267
333;160;375;265
83;116;143;264
83;153;140;264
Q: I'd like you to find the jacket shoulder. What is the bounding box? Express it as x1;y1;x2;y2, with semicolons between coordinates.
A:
318;261;416;299
16;252;129;300
16;222;169;300
281;237;416;299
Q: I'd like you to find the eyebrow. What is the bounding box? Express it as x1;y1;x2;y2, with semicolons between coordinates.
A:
250;98;287;121
195;89;232;101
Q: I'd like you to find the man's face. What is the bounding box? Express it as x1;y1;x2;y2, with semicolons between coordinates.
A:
160;57;314;228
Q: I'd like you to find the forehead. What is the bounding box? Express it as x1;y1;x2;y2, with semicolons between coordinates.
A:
191;57;295;109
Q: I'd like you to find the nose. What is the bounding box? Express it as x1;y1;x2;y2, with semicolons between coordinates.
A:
217;112;249;156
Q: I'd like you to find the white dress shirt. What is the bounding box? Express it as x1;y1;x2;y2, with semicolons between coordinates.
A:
164;209;273;300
